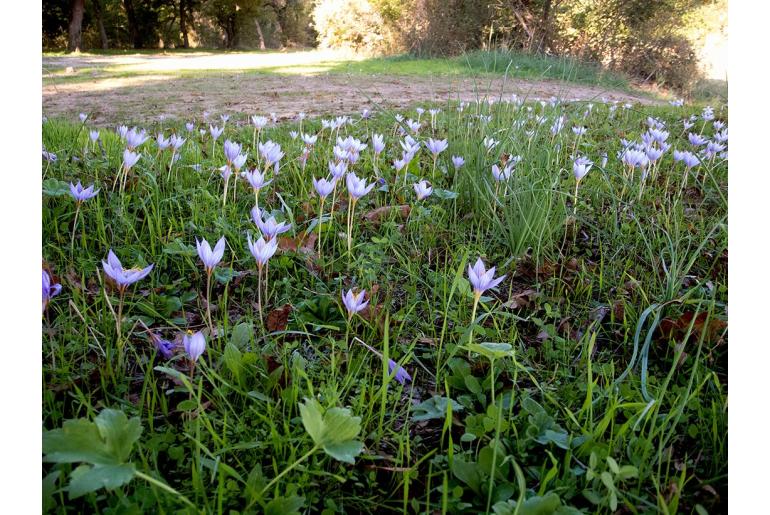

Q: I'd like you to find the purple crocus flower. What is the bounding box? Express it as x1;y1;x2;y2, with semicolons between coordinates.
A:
183;331;206;362
252;207;291;240
673;150;700;169
688;133;708;146
122;149;141;170
156;134;171;151
346;172;375;200
572;126;587;136
223;140;241;163
645;146;664;163
492;163;513;182
467;257;506;297
89;130;100;142
413;179;432;200
209;125;224;141
259;141;284;167
704;141;725;158
452;156;465;170
329;161;348;180
621;149;649;169
573;156;593;181
247;234;278;266
125;128;149;150
243;169;271;191
425;138;448;156
388;359;412;385
186;122;195;132
313;177;335;198
102;249;154;290
145;329;175;359
79;113;88;123
342;289;369;317
372;134;385;154
69;181;99;202
196;237;226;274
169;134;186;151
42;269;62;313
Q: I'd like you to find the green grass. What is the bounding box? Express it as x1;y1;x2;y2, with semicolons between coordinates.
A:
42;98;727;513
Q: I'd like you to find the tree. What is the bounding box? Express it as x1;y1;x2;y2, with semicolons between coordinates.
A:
92;0;110;49
179;0;190;47
67;0;86;52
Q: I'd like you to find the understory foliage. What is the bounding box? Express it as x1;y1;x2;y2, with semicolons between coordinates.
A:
311;0;724;92
42;97;727;512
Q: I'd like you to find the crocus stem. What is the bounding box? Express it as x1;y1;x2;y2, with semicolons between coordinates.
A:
205;271;214;336
317;197;325;263
222;176;230;207
468;294;480;358
573;181;580;215
257;265;264;329
70;202;81;253
254;190;259;210
116;289;125;340
490;359;496;406
347;198;355;260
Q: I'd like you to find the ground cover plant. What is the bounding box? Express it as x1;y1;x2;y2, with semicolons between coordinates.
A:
42;96;727;513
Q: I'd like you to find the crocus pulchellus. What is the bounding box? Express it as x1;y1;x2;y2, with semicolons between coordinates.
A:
572;156;593;214
413;179;432;200
345;173;374;257
184;331;206;362
452;156;465;170
197;237;226;274
468;257;506;299
388;359;412;385
68;182;99;249
248;234;278;267
342;289;369;318
102;249;154;338
69;181;99;202
253;208;292;240
372;134;385;154
197;236;226;334
688;133;708;146
42;269;62;314
247;234;278;326
102;250;154;290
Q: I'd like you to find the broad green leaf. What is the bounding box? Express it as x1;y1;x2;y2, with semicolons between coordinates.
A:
412;396;463;422
42;470;61;512
299;399;325;445
42;178;70;197
298;399;364;464
230;322;252;349
43;418;115;466
321;407;361;444
265;494;305;515
68;463;135;499
94;409;143;463
176;399;198;411
323;440;364;464
224;341;243;381
452;458;483;494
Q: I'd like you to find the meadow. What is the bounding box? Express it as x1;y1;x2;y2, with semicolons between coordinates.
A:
42;96;727;513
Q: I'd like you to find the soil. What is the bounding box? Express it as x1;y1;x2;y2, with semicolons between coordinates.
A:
42;53;658;125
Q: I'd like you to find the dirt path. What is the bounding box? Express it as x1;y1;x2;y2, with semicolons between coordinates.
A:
42;53;657;125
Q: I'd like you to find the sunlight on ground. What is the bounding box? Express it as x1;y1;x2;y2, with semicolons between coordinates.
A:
43;50;362;76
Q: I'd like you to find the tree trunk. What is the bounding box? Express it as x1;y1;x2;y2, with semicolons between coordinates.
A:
180;0;189;48
123;0;141;48
67;0;85;53
93;0;109;49
254;18;266;50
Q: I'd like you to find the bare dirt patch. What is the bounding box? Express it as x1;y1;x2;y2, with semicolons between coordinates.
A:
42;54;657;125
